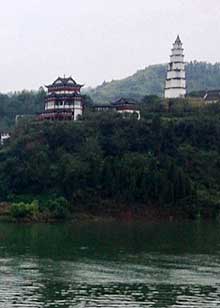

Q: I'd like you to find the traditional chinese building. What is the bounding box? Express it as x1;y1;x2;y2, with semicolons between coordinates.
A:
0;132;10;145
94;98;141;120
203;90;220;104
112;98;141;119
165;35;186;99
38;76;84;121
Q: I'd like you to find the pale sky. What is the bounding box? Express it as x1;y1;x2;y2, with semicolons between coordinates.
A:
0;0;220;92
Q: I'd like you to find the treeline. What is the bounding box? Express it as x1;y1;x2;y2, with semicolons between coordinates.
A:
1;104;220;219
0;90;94;131
0;89;45;131
0;61;220;131
87;61;220;103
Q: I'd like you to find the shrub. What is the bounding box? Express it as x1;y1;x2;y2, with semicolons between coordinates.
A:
44;196;70;219
10;200;39;219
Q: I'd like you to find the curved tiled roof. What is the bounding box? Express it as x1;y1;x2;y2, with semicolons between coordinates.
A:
46;76;83;88
111;97;137;106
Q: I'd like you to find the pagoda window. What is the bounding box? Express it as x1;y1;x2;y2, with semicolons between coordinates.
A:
47;101;55;109
74;101;81;107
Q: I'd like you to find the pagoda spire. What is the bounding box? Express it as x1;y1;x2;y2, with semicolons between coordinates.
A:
175;35;182;44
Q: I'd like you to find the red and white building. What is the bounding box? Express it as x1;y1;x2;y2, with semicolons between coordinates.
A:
38;76;84;121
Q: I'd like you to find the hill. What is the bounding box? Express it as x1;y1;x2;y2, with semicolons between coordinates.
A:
1;61;220;131
87;62;220;104
2;103;220;220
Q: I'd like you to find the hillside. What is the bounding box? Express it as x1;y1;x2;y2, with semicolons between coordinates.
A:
2;103;220;220
1;61;220;131
87;62;220;104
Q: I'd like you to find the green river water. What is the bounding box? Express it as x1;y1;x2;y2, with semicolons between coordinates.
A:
0;221;220;307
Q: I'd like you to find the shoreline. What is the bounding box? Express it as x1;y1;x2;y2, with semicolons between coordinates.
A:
0;203;214;224
0;201;219;224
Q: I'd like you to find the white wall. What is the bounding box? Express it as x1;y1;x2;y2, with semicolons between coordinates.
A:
165;79;186;89
167;70;185;79
170;55;184;62
74;107;83;120
164;88;186;98
117;109;141;120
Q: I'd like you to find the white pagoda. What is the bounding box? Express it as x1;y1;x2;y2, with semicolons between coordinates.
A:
164;35;186;99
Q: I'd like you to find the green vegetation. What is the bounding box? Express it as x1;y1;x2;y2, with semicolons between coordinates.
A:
0;89;45;131
10;197;70;220
10;200;39;219
0;61;220;220
0;90;92;131
0;62;220;131
1;100;220;220
87;62;220;103
0;61;219;132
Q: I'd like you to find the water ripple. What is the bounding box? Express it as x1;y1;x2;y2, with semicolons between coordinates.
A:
0;255;220;307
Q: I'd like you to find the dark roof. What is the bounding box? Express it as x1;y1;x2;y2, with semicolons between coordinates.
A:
46;76;83;88
111;98;137;106
204;90;220;101
93;104;112;108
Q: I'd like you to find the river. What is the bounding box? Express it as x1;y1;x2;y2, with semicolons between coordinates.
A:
0;221;220;307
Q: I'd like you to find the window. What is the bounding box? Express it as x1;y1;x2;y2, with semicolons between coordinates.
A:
74;101;81;107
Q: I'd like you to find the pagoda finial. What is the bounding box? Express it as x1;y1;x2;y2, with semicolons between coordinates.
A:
175;35;182;44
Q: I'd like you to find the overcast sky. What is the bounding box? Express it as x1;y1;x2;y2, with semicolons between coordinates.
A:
0;0;219;92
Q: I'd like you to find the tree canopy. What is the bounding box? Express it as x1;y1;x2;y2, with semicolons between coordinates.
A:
1;103;220;219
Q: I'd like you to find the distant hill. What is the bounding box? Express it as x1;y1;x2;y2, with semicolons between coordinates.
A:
87;62;220;104
1;61;220;131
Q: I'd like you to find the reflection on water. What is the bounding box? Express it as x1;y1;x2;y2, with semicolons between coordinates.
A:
0;222;220;307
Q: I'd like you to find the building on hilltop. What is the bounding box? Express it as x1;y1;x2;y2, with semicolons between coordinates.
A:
186;90;220;104
164;35;186;99
112;98;141;120
203;90;220;104
93;98;141;120
0;132;10;145
38;76;84;121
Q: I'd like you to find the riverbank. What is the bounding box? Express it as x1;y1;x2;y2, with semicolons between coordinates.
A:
2;109;220;224
0;201;218;224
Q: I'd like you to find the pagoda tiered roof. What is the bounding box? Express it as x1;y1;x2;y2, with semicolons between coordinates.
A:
46;76;83;89
46;92;82;99
111;98;137;106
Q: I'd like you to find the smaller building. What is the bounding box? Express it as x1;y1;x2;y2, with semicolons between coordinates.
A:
38;76;84;121
94;98;141;120
15;114;35;125
1;133;10;145
203;90;220;104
